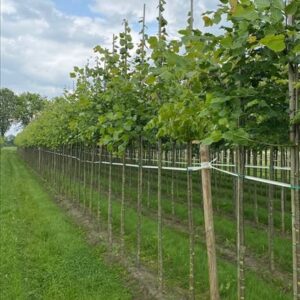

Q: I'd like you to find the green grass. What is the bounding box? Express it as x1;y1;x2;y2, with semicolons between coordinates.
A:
0;147;132;300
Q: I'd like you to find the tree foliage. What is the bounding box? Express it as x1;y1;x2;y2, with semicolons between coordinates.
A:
0;88;17;137
15;92;47;126
15;0;299;149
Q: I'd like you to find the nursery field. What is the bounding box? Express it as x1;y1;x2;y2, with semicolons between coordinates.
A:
0;148;134;300
15;146;295;300
7;0;300;299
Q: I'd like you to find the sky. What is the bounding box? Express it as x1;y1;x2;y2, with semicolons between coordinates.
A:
1;0;220;101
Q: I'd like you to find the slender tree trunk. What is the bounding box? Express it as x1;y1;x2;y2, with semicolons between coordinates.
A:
137;137;143;266
38;147;41;172
108;151;113;251
78;144;82;204
253;150;259;225
97;146;102;225
120;153;126;256
187;141;195;299
288;10;300;297
157;139;163;295
236;146;245;300
171;142;175;218
147;145;151;208
83;145;87;210
281;147;286;234
200;145;220;300
89;147;95;213
268;147;275;271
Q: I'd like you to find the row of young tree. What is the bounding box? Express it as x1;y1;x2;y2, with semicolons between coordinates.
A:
15;0;299;299
0;88;47;137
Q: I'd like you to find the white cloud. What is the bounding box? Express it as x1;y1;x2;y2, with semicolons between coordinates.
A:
1;0;220;98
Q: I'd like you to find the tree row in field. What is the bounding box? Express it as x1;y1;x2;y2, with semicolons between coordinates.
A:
15;0;299;299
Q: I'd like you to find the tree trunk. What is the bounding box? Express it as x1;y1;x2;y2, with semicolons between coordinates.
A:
236;146;245;300
97;146;102;225
171;142;175;218
157;139;163;295
108;151;113;251
280;147;286;234
89;147;95;213
268;146;275;271
120;153;126;256
253;150;259;225
187;141;195;299
136;138;143;266
288;11;300;297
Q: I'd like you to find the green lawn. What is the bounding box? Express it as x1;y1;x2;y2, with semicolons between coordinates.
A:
0;147;132;300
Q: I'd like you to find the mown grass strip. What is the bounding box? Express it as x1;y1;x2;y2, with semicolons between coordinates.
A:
0;148;132;300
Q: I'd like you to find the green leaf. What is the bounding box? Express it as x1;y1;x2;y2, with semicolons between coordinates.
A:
286;0;299;15
145;75;156;85
232;4;258;21
220;36;233;49
272;0;284;10
270;7;284;23
260;34;285;52
255;0;270;9
291;111;300;125
203;16;213;27
148;36;158;48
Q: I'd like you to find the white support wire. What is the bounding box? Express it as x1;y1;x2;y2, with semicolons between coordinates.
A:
41;149;296;189
211;166;292;189
212;163;291;171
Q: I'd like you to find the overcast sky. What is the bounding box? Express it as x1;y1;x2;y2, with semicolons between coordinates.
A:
1;0;220;100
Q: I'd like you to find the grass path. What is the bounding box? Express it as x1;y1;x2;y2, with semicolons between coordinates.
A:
0;147;132;300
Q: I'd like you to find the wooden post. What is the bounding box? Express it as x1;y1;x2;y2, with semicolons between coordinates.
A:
200;144;220;300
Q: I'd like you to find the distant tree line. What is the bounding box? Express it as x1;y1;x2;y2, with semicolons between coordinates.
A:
0;88;47;138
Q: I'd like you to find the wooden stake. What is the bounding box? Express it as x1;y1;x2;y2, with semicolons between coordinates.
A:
200;144;220;300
